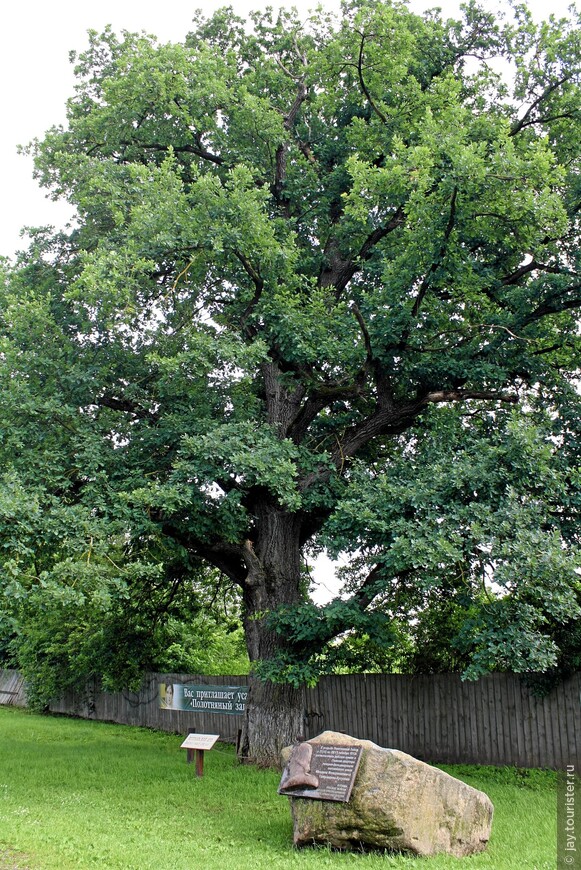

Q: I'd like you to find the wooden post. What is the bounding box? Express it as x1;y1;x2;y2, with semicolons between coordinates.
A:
186;728;196;765
195;749;205;777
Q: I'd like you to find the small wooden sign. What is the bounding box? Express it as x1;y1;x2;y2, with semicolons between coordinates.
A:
180;733;219;751
279;743;363;803
180;733;219;777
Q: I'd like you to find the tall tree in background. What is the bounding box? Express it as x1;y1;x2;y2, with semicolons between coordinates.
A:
1;0;580;763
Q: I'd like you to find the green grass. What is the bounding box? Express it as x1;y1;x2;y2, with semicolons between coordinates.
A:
0;706;557;869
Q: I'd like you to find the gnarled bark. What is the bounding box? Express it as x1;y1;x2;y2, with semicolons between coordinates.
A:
238;505;306;766
238;677;305;767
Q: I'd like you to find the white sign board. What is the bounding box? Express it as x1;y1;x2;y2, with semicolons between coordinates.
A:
180;733;220;751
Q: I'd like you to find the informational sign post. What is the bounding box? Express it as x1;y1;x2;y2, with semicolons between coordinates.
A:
279;743;363;803
160;683;247;715
180;733;220;777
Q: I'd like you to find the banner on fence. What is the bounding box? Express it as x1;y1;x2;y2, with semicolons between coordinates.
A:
159;682;248;715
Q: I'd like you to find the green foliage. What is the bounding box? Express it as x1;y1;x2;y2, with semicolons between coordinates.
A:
155;615;249;676
317;402;581;679
257;599;407;686
1;0;581;708
261;398;581;683
4;563;249;709
0;465;248;707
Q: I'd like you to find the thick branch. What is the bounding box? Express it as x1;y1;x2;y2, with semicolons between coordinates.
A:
119;139;224;166
285;80;308;130
523;287;581;324
288;379;367;444
299;388;519;493
510;74;574;136
96;394;159;421
352;303;373;368
340;388;519;461
262;360;308;438
318;206;405;296
397;188;458;352
273;78;308;210
359;207;406;261
350;564;384;611
420;388;518;406
196;541;249;589
234;250;263;290
357;32;387;123
501;259;573;286
286;304;373;442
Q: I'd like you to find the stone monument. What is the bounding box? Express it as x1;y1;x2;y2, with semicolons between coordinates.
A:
280;731;494;857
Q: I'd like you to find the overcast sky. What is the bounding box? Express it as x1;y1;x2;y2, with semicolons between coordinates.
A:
2;0;577;260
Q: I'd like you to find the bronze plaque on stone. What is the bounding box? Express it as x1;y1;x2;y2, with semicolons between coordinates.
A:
278;743;363;802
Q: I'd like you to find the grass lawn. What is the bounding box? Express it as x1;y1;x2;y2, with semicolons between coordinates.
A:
0;706;557;869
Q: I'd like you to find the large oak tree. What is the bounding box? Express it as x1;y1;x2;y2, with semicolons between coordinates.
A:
1;0;580;763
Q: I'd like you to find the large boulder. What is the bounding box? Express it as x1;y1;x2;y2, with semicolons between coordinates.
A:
280;731;493;857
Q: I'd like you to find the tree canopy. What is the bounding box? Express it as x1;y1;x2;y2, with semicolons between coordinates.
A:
1;0;580;762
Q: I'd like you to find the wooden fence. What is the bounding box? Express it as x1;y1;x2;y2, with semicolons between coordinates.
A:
1;668;578;768
0;669;25;707
307;672;580;769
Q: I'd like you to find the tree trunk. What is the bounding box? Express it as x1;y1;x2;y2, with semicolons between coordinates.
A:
238;677;305;767
238;505;307;766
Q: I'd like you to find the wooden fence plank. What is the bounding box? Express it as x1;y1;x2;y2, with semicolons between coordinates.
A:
541;687;555;769
472;677;485;765
559;674;580;767
465;678;478;764
391;675;402;750
495;674;511;766
541;689;555;769
507;675;526;767
380;673;393;748
480;676;492;765
0;670;26;707
555;678;569;768
369;675;380;745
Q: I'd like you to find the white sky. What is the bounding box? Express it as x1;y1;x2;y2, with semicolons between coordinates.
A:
1;0;577;602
